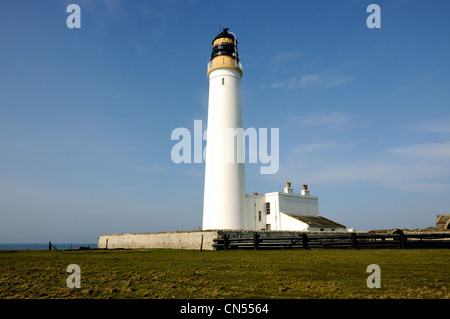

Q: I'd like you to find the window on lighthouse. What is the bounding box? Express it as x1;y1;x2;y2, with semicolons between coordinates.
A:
222;78;224;85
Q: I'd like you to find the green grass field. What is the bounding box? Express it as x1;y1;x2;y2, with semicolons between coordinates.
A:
0;249;448;299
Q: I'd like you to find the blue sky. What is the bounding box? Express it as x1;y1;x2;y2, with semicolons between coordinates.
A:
1;0;449;243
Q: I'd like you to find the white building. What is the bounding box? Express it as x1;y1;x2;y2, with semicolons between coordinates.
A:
245;182;346;232
202;28;346;232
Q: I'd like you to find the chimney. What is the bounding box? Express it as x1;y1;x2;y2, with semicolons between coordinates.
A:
284;181;293;194
301;184;310;196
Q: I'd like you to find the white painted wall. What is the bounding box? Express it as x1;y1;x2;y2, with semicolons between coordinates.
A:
245;194;267;230
203;67;247;230
279;213;309;231
277;193;319;216
263;191;319;231
264;193;280;230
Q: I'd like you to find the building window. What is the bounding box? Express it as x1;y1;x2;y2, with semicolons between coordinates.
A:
222;78;224;85
258;211;261;222
265;202;270;214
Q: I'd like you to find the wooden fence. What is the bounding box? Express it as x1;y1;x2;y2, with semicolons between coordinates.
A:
213;231;450;250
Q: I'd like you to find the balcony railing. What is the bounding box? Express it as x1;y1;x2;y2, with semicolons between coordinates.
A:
208;57;242;72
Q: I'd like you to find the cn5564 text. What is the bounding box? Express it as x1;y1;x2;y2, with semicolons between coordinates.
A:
224;303;269;314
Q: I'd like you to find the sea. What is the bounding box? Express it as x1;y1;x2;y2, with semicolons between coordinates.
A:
0;243;98;250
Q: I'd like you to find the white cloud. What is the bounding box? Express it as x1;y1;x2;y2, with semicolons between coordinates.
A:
270;72;352;90
267;50;305;68
390;141;450;161
280;140;450;192
280;110;355;132
289;142;347;154
126;163;165;174
286;159;450;192
417;118;450;134
295;111;354;129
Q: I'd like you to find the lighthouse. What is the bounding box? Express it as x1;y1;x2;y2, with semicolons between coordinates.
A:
202;28;247;230
200;28;346;233
96;28;349;251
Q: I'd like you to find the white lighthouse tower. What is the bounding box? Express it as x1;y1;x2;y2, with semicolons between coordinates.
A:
202;28;247;230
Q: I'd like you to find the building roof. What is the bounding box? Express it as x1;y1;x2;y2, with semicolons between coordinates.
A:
264;191;318;200
283;213;346;229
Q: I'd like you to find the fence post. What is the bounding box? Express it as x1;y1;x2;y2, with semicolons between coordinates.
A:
302;234;309;250
253;233;260;250
223;234;229;250
393;229;406;249
399;230;406;249
351;233;358;249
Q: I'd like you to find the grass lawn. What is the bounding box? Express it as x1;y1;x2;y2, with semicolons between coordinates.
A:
0;249;448;299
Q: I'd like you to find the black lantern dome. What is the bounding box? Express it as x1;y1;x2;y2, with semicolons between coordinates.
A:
210;28;239;61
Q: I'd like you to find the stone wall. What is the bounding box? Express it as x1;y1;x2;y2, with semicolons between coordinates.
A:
436;215;450;230
98;230;219;251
